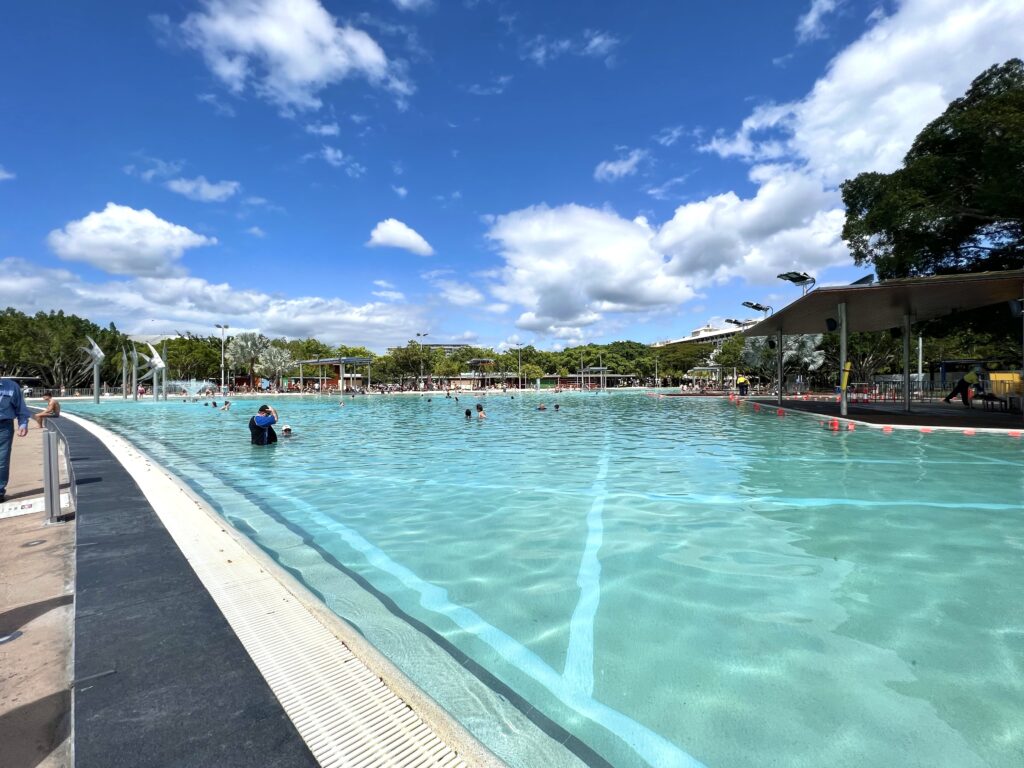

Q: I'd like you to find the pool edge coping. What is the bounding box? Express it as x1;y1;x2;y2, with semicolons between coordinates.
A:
61;410;508;768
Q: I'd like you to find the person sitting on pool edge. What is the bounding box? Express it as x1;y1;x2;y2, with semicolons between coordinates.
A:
33;393;61;428
249;404;279;445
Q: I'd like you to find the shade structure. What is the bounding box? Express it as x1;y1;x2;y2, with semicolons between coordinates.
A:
744;270;1024;337
742;270;1024;416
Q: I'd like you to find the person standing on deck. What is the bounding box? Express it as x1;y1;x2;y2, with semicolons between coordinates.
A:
0;378;30;503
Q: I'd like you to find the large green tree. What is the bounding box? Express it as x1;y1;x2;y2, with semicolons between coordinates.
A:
841;59;1024;278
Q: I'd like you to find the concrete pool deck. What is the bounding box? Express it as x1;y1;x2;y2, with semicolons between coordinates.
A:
3;413;505;768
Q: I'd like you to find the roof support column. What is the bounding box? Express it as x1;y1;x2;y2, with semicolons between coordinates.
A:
903;313;912;412
776;328;784;406
367;362;372;392
839;302;848;417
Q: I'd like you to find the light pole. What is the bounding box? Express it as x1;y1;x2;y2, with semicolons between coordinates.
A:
416;332;428;390
514;342;523;391
215;324;229;395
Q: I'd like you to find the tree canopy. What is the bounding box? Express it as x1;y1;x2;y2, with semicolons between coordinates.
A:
841;59;1024;278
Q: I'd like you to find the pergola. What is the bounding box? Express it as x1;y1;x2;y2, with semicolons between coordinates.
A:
296;357;374;391
744;270;1024;416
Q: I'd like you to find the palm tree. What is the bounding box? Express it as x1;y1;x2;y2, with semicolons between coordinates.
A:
226;332;269;386
256;345;294;390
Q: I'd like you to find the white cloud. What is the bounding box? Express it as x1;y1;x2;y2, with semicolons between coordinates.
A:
466;75;513;96
179;0;413;112
124;155;183;183
0;165;15;181
47;203;216;276
796;0;844;43
594;148;648;182
0;258;425;351
197;92;236;116
581;30;620;60
486;204;697;339
392;185;408;197
522;30;619;67
645;175;691;201
392;0;432;10
306;122;340;136
372;289;405;301
373;279;395;288
366;218;434;256
653;125;685;147
166;175;241;202
432;279;484;307
320;146;365;177
652;165;848;283
704;0;1024;186
246;226;266;237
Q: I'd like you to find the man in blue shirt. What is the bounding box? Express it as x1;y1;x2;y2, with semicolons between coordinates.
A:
248;403;279;445
0;378;31;502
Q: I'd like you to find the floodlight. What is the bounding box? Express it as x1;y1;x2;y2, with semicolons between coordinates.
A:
742;301;773;315
777;271;816;294
724;318;745;326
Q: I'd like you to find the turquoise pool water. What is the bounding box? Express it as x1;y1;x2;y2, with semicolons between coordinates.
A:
67;393;1024;767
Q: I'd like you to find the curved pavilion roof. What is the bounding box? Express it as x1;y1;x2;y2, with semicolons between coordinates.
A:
744;270;1024;336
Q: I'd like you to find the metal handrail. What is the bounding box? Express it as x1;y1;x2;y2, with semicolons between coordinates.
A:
43;421;77;522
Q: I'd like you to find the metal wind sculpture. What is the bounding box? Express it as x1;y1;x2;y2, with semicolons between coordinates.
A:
130;344;140;401
83;336;105;404
147;343;167;400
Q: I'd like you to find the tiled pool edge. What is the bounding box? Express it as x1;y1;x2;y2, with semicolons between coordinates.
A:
62;411;504;768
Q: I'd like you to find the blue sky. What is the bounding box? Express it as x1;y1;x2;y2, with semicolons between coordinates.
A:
2;0;1021;351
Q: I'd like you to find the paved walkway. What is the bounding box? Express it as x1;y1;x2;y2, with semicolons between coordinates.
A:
0;428;74;768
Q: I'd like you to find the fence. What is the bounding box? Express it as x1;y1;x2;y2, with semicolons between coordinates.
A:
42;422;77;523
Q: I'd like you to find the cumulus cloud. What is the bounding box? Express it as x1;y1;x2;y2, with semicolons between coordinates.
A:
392;185;408;197
594;148;647;182
166;175;241;202
0;165;15;181
372;289;405;301
246;226;266;237
0;258;426;350
486;204;697;338
366;218;434;256
47;203;216;277
704;0;1024;186
178;0;413;112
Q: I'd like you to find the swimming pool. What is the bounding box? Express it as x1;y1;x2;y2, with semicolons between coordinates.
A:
67;393;1024;768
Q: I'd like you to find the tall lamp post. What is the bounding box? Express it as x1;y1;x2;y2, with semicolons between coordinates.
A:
514;342;523;391
215;324;229;395
416;332;428;390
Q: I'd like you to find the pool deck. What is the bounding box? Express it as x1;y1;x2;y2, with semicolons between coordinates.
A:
2;413;503;768
750;397;1024;432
